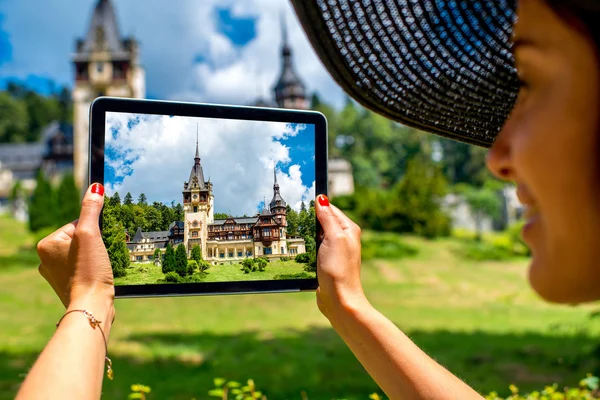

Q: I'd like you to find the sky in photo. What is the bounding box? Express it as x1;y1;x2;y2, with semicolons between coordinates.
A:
0;0;345;107
104;112;316;216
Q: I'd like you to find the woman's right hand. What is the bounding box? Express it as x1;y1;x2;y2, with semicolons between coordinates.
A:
37;183;114;322
314;194;368;323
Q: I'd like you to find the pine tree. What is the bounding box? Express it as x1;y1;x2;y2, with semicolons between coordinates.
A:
175;244;188;277
124;192;133;206
163;243;175;274
138;193;147;206
29;170;56;232
56;173;80;226
153;247;162;264
109;192;121;207
173;203;184;221
191;244;202;264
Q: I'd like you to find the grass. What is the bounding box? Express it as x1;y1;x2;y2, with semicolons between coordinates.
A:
114;260;315;286
1;215;600;399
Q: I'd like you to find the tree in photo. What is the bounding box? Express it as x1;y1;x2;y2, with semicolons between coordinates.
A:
109;192;121;207
29;170;56;232
124;192;133;206
101;202;129;278
153;247;162;265
214;212;229;219
190;244;202;265
198;260;210;273
175;244;188;277
163;243;175;274
286;205;299;236
173;202;184;221
138;193;147;206
56;173;80;226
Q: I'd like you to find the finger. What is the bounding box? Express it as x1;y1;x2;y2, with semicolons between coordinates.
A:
329;204;360;234
315;194;342;235
76;183;104;236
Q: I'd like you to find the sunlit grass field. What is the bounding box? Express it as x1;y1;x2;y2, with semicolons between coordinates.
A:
1;214;599;399
115;260;315;286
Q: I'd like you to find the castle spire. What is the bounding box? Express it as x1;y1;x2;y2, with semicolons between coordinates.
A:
270;168;286;211
195;123;200;163
273;166;279;188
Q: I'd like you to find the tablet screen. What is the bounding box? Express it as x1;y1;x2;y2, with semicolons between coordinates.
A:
102;111;317;287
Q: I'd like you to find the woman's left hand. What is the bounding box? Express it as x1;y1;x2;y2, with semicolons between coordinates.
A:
37;183;114;313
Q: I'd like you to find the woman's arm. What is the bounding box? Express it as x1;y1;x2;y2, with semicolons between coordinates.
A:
315;196;482;400
17;184;115;400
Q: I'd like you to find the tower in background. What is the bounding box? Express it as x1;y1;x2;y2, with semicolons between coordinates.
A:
273;15;309;110
72;0;145;188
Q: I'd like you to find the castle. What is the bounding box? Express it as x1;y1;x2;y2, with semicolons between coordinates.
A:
126;137;306;264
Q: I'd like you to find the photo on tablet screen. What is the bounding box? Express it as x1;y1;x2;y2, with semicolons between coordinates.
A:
102;111;317;286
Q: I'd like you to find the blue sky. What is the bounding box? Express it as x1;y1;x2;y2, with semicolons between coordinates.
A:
0;0;344;107
104;112;315;215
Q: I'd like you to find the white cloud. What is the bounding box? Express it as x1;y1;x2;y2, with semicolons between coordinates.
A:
1;0;346;109
105;112;315;216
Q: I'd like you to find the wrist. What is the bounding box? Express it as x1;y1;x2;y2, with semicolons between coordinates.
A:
322;289;372;329
67;290;115;333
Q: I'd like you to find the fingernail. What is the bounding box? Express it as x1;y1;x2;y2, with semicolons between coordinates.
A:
91;183;104;196
318;194;329;207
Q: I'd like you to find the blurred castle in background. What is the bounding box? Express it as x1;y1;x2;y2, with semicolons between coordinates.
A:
0;0;354;207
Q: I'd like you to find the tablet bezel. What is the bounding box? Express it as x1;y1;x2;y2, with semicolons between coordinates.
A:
89;97;327;298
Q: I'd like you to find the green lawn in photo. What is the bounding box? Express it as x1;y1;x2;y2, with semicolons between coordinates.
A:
114;260;315;286
2;215;600;399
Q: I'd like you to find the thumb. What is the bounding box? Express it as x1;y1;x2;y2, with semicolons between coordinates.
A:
77;183;105;235
315;194;341;235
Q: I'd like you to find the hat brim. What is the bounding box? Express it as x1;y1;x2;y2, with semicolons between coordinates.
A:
291;0;520;147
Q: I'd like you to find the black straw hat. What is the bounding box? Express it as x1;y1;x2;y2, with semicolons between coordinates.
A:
290;0;520;147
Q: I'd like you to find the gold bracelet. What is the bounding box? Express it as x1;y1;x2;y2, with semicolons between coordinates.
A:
56;309;114;380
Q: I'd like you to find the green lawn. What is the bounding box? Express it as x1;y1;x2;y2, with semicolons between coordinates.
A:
1;214;600;399
115;260;315;286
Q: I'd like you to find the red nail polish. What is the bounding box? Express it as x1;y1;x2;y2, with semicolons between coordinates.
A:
318;194;329;207
91;183;104;196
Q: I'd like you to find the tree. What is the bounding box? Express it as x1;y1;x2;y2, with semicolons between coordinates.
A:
101;202;129;278
109;192;121;207
29;170;56;232
153;247;162;264
175;244;188;277
163;243;175;274
56;174;80;226
463;187;503;241
286;205;299;236
173;203;184;221
144;206;162;231
138;193;147;206
0;92;28;143
124;192;133;206
190;244;202;264
214;212;230;219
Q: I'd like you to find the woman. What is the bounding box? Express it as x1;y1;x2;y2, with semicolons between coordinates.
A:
16;0;600;398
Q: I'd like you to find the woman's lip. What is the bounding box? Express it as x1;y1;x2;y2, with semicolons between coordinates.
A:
522;212;540;243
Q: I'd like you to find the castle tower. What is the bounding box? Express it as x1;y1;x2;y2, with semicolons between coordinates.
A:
270;168;287;239
183;128;214;257
273;14;308;110
72;0;145;188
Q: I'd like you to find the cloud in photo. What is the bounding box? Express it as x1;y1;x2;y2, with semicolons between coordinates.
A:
104;112;315;216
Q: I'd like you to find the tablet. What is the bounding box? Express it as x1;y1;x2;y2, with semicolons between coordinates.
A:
89;97;327;298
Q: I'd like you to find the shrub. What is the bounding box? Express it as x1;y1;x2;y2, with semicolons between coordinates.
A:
304;251;317;273
191;244;202;264
162;243;175;274
241;258;255;273
183;273;205;283
455;241;514;262
361;232;419;261
274;272;314;280
295;253;310;263
198;260;211;273
175;244;188;277
507;221;531;257
280;256;290;262
256;258;267;272
187;260;198;275
164;272;181;283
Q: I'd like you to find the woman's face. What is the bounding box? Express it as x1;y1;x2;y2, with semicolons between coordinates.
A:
487;0;600;303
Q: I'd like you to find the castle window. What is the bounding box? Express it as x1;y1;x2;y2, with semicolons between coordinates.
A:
264;247;272;255
96;62;104;73
281;247;285;254
192;231;198;238
262;228;271;237
228;251;234;258
193;206;198;212
237;251;242;257
220;253;225;258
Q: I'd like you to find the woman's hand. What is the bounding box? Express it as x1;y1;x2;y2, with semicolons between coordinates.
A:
37;183;114;320
315;194;368;323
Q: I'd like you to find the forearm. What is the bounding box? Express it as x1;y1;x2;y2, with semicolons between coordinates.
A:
16;296;114;400
330;299;482;400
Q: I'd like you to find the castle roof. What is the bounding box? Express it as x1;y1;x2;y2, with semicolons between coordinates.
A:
210;217;258;226
131;226;170;243
80;0;125;54
270;169;287;210
183;131;207;192
273;15;306;105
